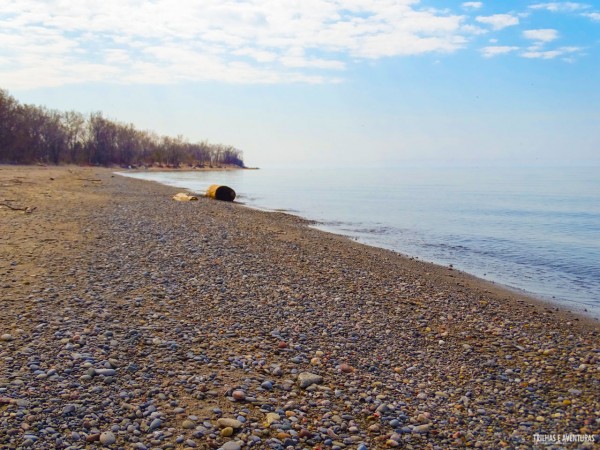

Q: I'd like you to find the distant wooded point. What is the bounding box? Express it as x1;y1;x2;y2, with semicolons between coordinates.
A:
0;89;244;168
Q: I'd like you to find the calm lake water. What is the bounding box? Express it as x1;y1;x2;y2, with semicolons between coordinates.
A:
119;166;600;318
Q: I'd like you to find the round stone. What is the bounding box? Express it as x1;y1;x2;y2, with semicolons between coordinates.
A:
297;372;323;388
340;363;354;373
182;420;196;429
221;442;242;450
99;431;116;445
231;390;246;401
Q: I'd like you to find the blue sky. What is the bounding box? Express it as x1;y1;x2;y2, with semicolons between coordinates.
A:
1;0;599;167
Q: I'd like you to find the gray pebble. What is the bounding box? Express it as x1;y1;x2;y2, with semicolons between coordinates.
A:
221;442;242;450
297;372;323;388
99;431;116;445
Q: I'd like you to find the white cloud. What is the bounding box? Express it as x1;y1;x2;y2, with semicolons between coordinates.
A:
462;2;483;9
461;24;488;35
521;46;581;59
582;12;600;21
481;45;519;57
476;14;520;30
523;29;559;42
529;2;590;12
0;0;469;89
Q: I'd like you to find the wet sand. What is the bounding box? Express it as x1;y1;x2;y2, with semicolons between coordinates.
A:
1;165;598;449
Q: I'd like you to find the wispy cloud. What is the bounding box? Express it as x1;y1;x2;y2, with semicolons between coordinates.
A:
476;14;520;30
521;46;581;59
582;12;600;21
481;45;519;57
462;2;483;10
0;0;468;89
529;2;590;12
523;29;559;42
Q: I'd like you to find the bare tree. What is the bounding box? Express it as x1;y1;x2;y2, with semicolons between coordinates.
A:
0;88;245;168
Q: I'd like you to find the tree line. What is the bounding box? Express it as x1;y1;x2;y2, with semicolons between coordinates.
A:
0;88;244;168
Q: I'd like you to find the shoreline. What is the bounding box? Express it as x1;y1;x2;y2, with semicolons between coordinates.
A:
125;165;258;172
313;222;599;323
1;165;598;449
118;169;600;324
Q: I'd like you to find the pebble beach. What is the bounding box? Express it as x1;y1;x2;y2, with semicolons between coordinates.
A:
1;166;598;449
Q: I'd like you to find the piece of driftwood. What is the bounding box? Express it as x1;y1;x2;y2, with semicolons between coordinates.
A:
173;193;199;202
0;202;36;213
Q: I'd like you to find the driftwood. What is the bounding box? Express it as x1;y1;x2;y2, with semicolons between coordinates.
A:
76;178;101;182
0;202;36;213
173;193;198;202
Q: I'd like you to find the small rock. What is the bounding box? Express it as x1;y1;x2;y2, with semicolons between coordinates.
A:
217;418;242;429
99;431;116;445
221;442;241;450
148;419;162;430
86;434;100;442
221;427;234;437
340;363;354;373
1;334;14;341
182;420;196;429
265;412;280;425
297;372;323;388
413;424;431;433
231;390;246;401
62;404;76;415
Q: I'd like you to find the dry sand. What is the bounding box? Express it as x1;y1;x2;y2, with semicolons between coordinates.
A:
0;165;598;449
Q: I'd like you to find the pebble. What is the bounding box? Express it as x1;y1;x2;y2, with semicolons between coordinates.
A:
221;442;241;450
265;412;280;425
297;372;323;388
148;418;162;430
231;390;246;401
217;418;242;429
1;334;14;341
340;363;354;373
99;431;116;445
220;427;234;437
413;424;431;433
182;419;196;429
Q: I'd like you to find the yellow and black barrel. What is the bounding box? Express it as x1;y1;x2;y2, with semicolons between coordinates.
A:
206;184;236;202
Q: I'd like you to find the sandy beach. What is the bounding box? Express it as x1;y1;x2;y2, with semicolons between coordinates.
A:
1;165;598;449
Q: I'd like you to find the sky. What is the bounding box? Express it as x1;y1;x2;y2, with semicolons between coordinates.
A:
1;0;599;168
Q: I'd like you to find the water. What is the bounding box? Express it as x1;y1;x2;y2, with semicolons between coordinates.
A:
118;166;600;318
